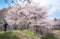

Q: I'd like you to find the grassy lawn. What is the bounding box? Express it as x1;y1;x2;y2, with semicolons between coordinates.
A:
52;30;60;39
0;30;60;39
0;30;41;39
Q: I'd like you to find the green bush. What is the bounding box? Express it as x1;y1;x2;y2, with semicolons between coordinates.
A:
42;33;56;39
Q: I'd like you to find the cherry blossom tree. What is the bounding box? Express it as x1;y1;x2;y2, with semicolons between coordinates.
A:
4;2;49;37
4;0;56;37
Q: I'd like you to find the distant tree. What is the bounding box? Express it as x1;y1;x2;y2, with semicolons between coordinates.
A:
53;18;60;30
54;18;57;21
3;21;8;32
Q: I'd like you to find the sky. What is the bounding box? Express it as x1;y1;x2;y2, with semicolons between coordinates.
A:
33;0;60;19
0;0;7;9
0;0;60;20
0;0;16;9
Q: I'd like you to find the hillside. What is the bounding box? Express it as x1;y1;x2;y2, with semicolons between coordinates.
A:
0;30;41;39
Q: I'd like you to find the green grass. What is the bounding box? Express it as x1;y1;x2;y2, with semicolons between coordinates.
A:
52;30;60;35
22;30;36;37
1;30;59;39
42;33;56;39
0;30;41;39
52;30;60;39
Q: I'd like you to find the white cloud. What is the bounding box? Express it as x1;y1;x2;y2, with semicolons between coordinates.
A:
33;0;60;15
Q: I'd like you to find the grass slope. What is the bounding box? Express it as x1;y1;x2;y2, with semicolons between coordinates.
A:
0;30;41;39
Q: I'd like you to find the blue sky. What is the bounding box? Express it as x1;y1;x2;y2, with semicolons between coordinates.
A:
0;0;16;9
0;0;7;9
0;0;60;19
